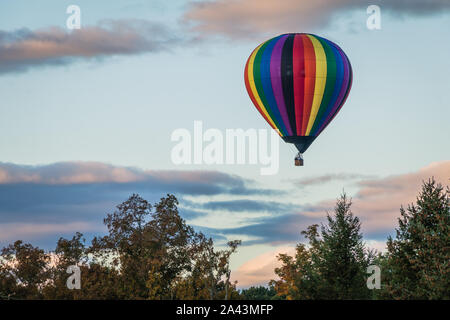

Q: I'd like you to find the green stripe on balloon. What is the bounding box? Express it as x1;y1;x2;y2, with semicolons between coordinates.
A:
252;39;283;133
311;36;337;135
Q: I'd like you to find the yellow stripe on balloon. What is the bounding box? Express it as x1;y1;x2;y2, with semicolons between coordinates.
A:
247;42;277;130
305;35;327;135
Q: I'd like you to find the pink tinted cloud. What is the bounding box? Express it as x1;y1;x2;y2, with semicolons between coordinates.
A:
231;246;295;287
352;161;449;232
183;0;450;39
231;160;450;288
183;0;346;38
0;161;242;185
0;20;178;73
232;240;388;287
299;161;449;234
0;222;97;242
0;162;144;184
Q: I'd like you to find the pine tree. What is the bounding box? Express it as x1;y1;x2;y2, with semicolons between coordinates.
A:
381;179;449;299
272;193;374;299
240;286;277;300
317;193;374;299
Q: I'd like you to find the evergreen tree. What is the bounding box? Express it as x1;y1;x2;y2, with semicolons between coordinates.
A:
272;193;374;299
317;193;374;299
381;179;449;299
240;286;277;300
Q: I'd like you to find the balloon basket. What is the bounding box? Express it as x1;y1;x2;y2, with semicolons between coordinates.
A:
295;153;304;166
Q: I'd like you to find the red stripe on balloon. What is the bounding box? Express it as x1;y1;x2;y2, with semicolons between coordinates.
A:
292;34;305;136
301;35;316;136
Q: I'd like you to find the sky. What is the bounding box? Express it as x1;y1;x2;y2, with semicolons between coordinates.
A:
0;0;449;287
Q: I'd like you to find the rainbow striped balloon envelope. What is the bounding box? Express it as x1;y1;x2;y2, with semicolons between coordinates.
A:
244;33;353;160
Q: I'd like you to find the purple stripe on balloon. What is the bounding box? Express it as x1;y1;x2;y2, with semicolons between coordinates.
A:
317;48;350;134
270;35;293;136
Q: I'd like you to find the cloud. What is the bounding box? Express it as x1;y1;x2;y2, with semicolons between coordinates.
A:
0;161;447;251
0;19;179;74
188;199;295;213
298;161;450;235
204;161;450;245
0;222;98;242
232;246;294;287
232;239;388;287
201;211;322;245
0;162;141;184
0;161;272;195
294;173;373;188
351;161;450;233
183;0;450;39
0;162;277;247
0;161;281;247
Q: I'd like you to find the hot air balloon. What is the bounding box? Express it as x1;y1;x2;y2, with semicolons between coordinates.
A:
244;33;353;166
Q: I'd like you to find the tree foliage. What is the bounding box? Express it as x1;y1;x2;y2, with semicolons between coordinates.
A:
1;179;448;300
0;241;50;299
0;194;240;300
380;179;449;299
240;286;277;300
271;193;375;299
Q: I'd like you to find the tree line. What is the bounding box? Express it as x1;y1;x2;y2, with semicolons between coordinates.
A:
0;179;448;300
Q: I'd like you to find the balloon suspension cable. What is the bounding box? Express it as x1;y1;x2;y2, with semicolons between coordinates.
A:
290;144;298;154
294;152;304;167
